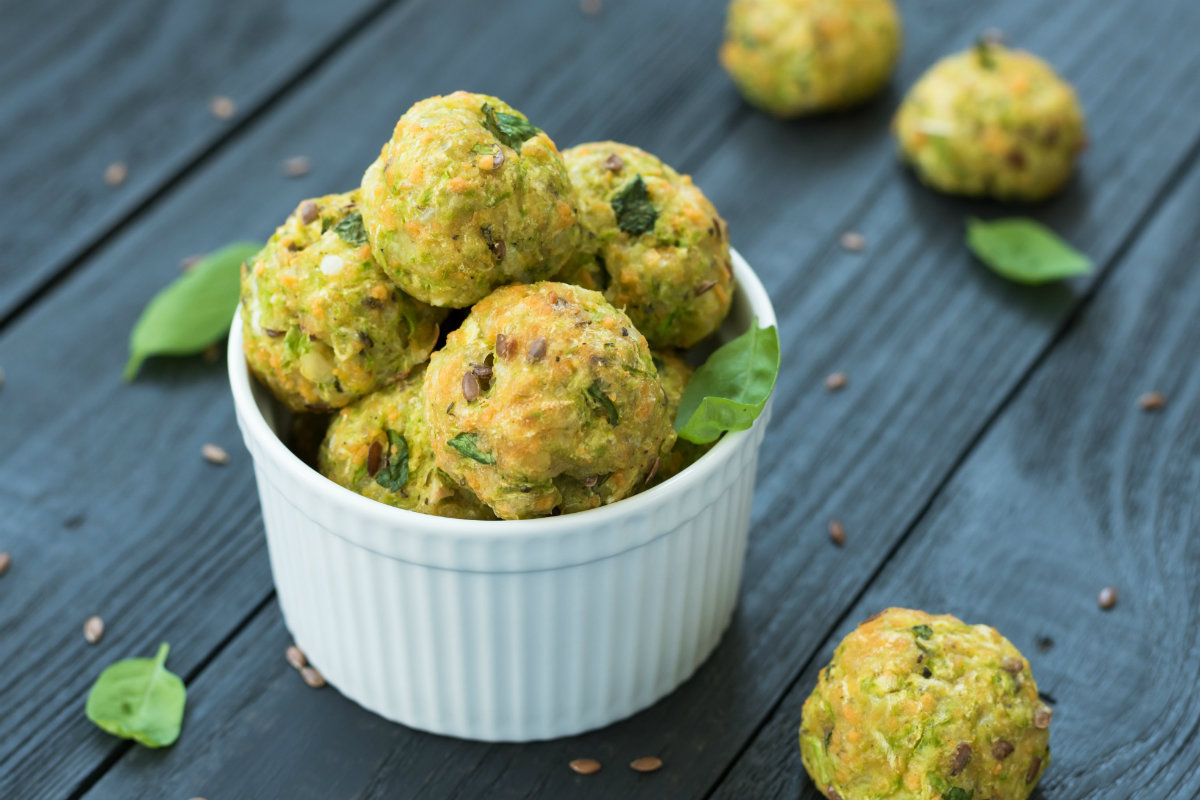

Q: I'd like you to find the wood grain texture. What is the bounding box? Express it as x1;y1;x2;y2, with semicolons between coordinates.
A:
710;127;1200;800
0;0;388;323
75;0;1200;798
0;0;753;796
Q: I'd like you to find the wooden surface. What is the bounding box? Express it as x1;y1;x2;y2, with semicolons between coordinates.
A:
1;0;1197;797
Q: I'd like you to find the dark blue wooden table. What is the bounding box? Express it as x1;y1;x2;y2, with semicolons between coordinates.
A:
3;0;1199;797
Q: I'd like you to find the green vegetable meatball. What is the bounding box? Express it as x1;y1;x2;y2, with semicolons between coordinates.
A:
359;92;581;308
894;42;1087;201
241;192;445;412
424;282;675;520
649;350;712;484
800;608;1051;800
562;142;733;349
720;0;902;117
318;365;495;519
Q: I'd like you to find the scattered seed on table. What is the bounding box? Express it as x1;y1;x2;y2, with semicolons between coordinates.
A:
825;372;848;391
1098;585;1118;610
569;758;602;775
1033;704;1053;729
1138;391;1166;411
281;156;311;178
202;443;230;464
1035;635;1054;652
209;95;237;119
286;645;307;670
0;551;11;577
83;615;105;644
828;519;846;547
580;0;602;14
104;161;128;187
629;756;662;773
840;231;866;252
300;665;326;688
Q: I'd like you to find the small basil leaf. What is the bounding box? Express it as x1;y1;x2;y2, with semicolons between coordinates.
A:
585;380;619;426
966;217;1091;285
85;642;186;748
912;624;934;639
611;174;658;235
333;213;368;247
481;103;539;150
975;37;997;70
943;788;974;800
124;242;262;380
447;432;496;465
374;429;410;492
675;321;780;445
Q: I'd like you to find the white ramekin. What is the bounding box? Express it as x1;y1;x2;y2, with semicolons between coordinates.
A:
228;249;776;741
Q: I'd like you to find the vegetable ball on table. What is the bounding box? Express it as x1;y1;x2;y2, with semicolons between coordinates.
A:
360;92;581;308
240;192;445;412
424;282;676;520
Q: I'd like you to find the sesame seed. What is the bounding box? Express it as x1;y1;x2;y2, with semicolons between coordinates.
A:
104;161;128;187
1138;391;1166;411
202;443;230;465
828;520;846;547
824;372;848;391
209;95;236;119
1098;585;1118;610
629;756;662;773
281;156;311;178
840;231;866;252
569;758;601;775
84;615;105;644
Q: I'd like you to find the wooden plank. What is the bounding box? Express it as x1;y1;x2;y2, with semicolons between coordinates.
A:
77;1;1200;798
0;0;771;796
0;0;389;323
709;128;1200;800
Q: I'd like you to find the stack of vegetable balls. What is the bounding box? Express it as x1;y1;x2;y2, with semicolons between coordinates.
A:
241;91;732;520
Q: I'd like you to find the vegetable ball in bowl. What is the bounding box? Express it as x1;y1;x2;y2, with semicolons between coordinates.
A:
424;281;675;520
562;142;733;349
241;192;445;412
360;92;581;308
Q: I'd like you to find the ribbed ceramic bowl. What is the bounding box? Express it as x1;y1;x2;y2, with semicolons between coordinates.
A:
228;249;776;741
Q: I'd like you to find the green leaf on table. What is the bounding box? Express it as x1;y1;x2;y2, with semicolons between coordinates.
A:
85;642;186;748
375;429;410;492
675;320;780;445
966;217;1091;285
481;102;539;150
124;241;262;380
611;174;658;235
447;432;496;465
333;213;368;247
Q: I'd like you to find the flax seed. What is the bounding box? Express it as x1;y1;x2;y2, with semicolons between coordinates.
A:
569;758;601;775
950;743;971;776
1034;705;1052;729
104;161;128;187
367;441;383;477
84;615;105;644
992;740;1014;760
286;645;307;670
0;551;9;576
202;443;230;464
825;372;848;391
209;95;236;119
1138;391;1166;411
463;370;480;401
300;200;319;225
604;153;623;171
528;337;548;361
828;520;846;547
281;156;311;178
1098;585;1118;610
629;756;662;773
1001;656;1023;674
300;665;325;688
840;231;866;252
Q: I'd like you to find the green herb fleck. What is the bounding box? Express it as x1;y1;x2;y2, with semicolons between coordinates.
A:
611;174;658;235
481;102;539;149
375;430;410;492
448;432;496;465
333;213;368;247
967;217;1092;285
943;788;974;800
975;37;996;70
282;326;307;363
585;381;619;426
675;321;780;444
124;241;262;380
85;642;186;748
912;624;934;639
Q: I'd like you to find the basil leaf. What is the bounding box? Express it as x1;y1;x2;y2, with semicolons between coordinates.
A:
611;174;658;235
912;624;934;639
124;242;262;380
966;217;1091;285
447;432;496;464
85;642;186;748
333;212;368;247
675;321;780;445
481;103;539;150
943;788;974;800
975;37;996;70
375;429;410;492
585;380;619;426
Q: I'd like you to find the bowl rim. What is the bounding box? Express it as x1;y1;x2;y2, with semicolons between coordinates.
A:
228;247;777;544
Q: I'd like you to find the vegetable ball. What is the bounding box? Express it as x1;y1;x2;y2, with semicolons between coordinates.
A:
360;92;580;307
318;365;495;519
894;41;1087;201
648;350;712;485
562;142;733;349
241;192;445;412
800;608;1052;800
424;282;675;520
719;0;903;117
